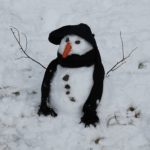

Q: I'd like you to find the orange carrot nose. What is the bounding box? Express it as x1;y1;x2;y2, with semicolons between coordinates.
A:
62;42;72;58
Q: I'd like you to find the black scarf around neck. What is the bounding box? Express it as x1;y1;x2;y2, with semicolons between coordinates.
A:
57;50;96;68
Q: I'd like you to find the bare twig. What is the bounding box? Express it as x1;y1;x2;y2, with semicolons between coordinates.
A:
22;32;28;51
107;114;119;127
107;113;127;127
120;31;124;59
10;27;46;69
15;56;28;60
10;26;21;43
106;32;137;77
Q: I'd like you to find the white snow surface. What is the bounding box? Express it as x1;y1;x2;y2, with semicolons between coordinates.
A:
0;0;150;150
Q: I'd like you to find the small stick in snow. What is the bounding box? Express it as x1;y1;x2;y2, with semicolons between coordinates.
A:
107;113;127;127
106;32;137;77
10;27;46;69
106;114;120;127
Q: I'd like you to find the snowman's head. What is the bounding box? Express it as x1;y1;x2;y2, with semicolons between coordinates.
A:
58;35;93;58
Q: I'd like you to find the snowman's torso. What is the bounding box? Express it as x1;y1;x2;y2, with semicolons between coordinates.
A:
50;65;94;115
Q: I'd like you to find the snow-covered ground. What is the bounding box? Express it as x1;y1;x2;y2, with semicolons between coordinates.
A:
0;0;150;149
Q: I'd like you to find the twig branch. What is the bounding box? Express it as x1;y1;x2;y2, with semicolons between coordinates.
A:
106;32;137;77
15;56;28;60
107;113;127;127
10;27;46;69
120;31;124;59
107;114;120;127
10;26;21;43
22;32;28;51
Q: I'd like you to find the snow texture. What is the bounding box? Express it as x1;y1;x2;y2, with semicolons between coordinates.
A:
0;0;150;150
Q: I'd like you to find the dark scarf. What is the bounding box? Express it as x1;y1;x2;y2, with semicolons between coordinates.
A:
57;50;96;68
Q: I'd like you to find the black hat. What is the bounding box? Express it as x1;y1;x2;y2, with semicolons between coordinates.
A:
48;23;98;49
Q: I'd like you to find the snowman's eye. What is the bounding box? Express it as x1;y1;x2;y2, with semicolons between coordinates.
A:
65;37;69;42
75;40;80;44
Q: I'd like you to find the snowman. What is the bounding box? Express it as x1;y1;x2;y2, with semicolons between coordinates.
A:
38;23;105;127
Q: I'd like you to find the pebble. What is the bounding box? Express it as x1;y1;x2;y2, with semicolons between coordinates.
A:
69;97;76;102
62;74;69;81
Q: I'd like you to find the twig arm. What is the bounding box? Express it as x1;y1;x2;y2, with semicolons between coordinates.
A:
106;32;137;77
10;27;46;69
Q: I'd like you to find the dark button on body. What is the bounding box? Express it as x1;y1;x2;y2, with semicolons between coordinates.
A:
62;74;69;81
65;84;70;89
69;97;76;102
66;91;70;95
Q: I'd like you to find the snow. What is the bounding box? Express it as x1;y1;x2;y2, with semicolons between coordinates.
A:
0;0;150;150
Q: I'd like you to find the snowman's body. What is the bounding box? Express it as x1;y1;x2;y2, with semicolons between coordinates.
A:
50;65;94;115
38;23;105;127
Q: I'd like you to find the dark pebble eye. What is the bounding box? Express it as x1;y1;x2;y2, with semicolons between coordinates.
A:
75;40;80;44
66;37;69;42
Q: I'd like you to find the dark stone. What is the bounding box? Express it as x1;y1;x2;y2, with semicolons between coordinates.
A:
66;91;70;95
32;91;37;94
128;106;135;112
135;111;141;118
95;138;100;144
12;91;20;96
138;62;145;69
94;137;104;144
65;84;70;89
62;74;69;81
69;97;76;102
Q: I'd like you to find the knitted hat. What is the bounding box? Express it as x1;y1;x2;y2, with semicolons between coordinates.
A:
48;23;98;49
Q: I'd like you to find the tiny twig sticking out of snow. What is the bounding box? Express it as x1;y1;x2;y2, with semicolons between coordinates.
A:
10;27;46;69
106;114;119;127
107;113;127;127
106;32;137;77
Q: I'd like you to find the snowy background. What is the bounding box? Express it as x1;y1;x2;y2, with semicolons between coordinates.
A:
0;0;150;149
